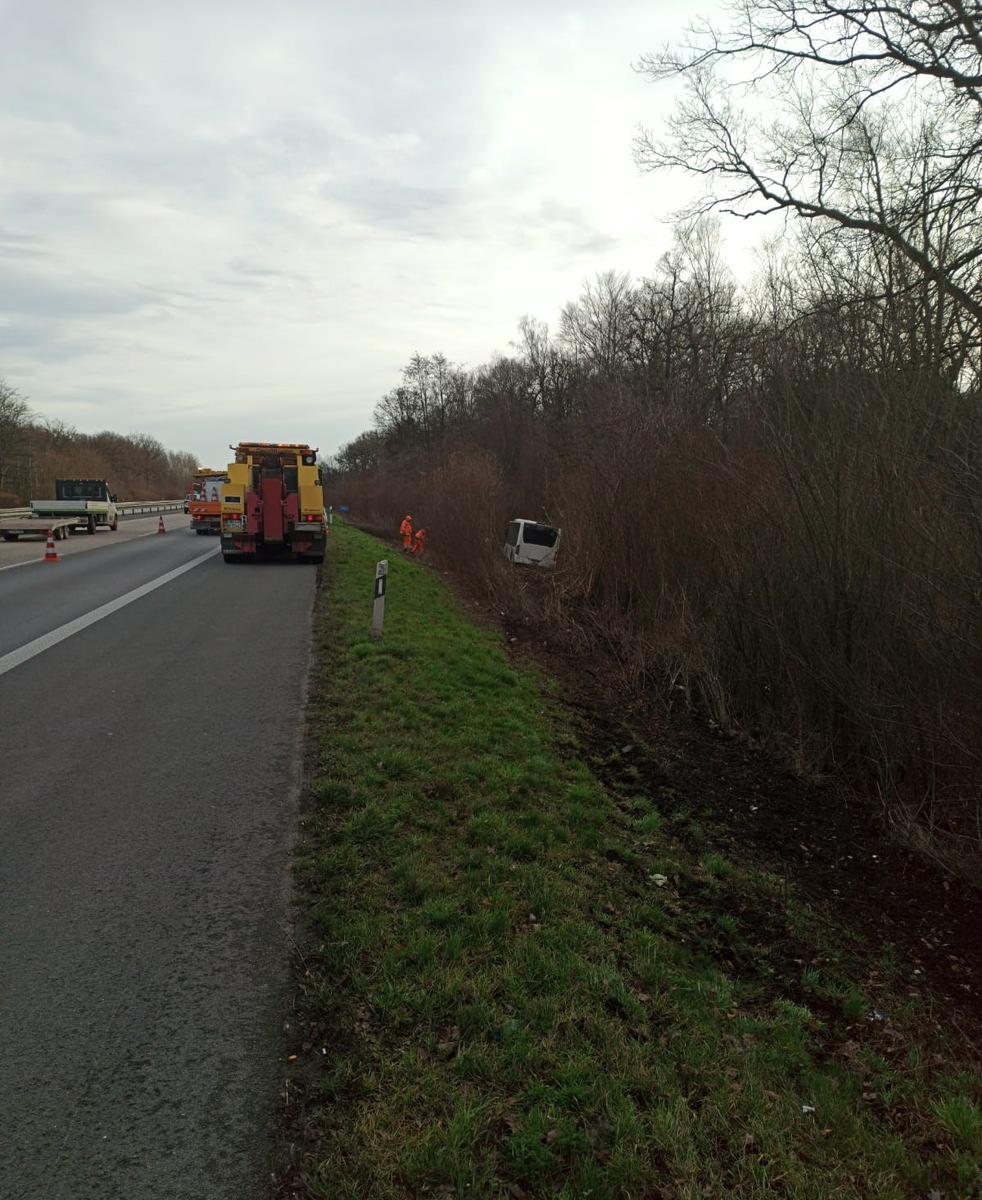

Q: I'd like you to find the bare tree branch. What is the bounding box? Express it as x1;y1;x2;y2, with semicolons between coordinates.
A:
635;0;982;330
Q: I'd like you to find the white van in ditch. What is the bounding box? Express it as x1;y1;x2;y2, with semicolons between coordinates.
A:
504;519;561;567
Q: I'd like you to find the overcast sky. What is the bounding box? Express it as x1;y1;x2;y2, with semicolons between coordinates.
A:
1;0;733;468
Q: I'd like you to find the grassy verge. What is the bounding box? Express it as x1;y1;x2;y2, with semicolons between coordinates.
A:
279;523;982;1200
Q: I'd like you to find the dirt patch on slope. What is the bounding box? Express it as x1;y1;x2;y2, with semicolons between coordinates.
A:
493;594;982;1042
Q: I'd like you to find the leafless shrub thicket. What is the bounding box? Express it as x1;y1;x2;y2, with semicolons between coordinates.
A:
328;197;982;870
324;1;982;868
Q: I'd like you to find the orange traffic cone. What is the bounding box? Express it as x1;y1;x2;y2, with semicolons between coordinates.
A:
44;530;59;562
157;514;167;534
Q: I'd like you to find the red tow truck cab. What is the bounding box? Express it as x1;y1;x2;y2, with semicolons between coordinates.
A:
219;441;326;564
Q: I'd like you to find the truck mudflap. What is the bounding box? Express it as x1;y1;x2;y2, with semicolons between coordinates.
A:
292;532;325;564
220;534;251;562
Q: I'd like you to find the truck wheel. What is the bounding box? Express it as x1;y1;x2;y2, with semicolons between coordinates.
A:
2;532;19;542
222;552;240;563
86;516;96;535
110;516;118;531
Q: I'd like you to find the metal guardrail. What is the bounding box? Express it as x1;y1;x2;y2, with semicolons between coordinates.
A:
117;501;185;516
1;501;184;519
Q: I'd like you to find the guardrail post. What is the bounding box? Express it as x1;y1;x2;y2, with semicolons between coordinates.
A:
372;560;388;640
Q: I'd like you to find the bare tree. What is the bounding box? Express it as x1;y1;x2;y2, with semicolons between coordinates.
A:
334;430;386;476
406;352;469;443
374;384;421;447
634;0;982;329
515;316;577;422
0;380;34;500
626;218;748;422
469;355;540;478
374;354;469;450
130;433;167;490
559;271;636;377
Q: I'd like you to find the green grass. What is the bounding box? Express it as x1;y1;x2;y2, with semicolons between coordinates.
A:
280;523;982;1200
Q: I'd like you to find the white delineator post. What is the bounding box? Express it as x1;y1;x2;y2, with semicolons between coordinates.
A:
372;559;388;640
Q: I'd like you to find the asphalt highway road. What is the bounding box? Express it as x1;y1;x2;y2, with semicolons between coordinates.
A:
0;518;317;1199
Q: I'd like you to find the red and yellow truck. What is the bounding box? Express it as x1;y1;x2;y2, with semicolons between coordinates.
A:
219;442;326;564
187;467;228;535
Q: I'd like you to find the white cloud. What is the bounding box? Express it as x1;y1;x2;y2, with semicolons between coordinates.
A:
0;0;736;466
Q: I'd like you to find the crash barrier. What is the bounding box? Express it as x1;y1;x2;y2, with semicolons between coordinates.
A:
0;501;185;520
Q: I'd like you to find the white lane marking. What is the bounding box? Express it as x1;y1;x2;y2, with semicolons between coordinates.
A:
0;546;221;677
0;525;186;571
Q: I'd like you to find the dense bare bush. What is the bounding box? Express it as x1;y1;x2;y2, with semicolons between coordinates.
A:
418;449;509;583
334;269;982;871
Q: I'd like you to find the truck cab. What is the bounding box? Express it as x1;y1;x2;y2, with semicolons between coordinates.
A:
187;469;228;534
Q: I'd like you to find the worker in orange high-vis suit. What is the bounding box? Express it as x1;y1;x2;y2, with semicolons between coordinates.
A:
399;514;413;551
411;527;427;556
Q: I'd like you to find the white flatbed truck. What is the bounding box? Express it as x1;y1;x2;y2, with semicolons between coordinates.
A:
1;479;119;540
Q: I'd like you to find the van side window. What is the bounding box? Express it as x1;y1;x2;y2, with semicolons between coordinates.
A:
522;523;558;547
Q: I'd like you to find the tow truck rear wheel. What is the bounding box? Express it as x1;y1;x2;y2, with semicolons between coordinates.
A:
86;515;96;535
2;532;19;542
